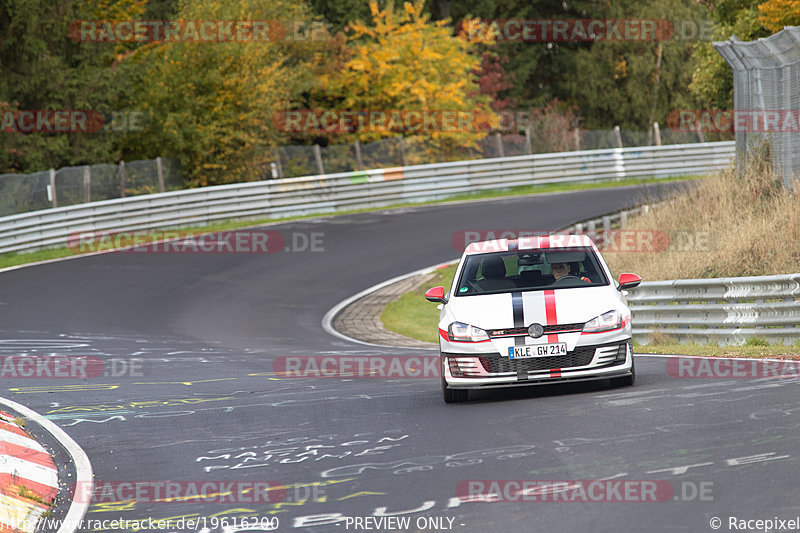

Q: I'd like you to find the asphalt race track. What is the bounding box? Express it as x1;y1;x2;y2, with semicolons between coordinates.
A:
3;183;799;533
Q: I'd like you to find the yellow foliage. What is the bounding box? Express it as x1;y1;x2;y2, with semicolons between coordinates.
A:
315;0;497;160
758;0;800;33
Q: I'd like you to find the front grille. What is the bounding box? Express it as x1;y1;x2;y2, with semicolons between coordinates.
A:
481;347;596;373
487;322;585;338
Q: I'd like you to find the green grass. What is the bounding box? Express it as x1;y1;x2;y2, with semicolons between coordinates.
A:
0;175;695;270
381;264;457;344
634;342;800;358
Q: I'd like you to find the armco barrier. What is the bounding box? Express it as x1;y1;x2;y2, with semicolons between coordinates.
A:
0;142;734;255
628;274;800;346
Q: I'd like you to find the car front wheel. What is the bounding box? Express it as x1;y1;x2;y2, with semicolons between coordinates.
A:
611;355;635;387
442;375;469;403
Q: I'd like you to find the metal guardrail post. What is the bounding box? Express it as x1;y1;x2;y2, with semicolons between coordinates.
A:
653;122;661;146
614;126;623;148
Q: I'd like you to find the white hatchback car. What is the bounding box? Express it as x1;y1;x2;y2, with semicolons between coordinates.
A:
425;234;641;403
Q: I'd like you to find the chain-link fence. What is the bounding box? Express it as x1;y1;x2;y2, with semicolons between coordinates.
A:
270;127;719;179
0;157;182;217
1;125;726;217
715;27;800;191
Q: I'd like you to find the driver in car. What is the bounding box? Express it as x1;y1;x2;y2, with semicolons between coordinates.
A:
551;262;591;283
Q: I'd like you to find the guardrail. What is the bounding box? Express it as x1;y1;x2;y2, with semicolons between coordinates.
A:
628;274;800;346
0;141;734;255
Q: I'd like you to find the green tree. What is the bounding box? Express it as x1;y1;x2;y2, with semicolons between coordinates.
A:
689;0;769;109
548;0;708;130
0;0;145;173
121;0;325;186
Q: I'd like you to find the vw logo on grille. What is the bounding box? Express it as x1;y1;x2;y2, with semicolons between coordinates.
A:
528;323;544;338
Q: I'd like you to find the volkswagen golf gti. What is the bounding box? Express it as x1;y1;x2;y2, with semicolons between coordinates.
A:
425;234;641;403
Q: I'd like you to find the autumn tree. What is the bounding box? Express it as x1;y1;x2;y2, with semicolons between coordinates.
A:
758;0;800;32
310;0;497;162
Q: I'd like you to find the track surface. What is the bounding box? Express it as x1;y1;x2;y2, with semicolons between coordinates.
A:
2;184;799;533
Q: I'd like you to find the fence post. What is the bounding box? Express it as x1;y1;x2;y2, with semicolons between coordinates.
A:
49;168;57;208
573;128;581;151
653;122;662;146
694;121;706;143
83;166;91;203
313;144;325;175
119;160;126;198
524;127;532;155
156;157;166;192
495;132;505;158
620;210;628;228
398;137;408;167
614;125;623;148
354;139;365;170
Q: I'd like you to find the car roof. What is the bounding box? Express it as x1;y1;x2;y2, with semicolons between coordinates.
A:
464;234;597;255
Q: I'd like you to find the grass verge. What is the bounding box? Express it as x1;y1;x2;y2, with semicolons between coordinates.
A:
602;149;800;279
634;342;800;358
1;175;691;270
381;265;457;344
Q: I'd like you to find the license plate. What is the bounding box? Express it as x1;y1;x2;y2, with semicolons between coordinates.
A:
508;343;567;359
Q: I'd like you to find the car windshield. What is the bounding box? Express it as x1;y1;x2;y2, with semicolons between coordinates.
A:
454;246;609;296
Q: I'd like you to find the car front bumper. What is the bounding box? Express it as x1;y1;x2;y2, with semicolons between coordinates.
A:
442;340;633;389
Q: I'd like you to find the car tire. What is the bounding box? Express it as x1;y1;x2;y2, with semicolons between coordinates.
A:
442;376;469;403
612;355;635;387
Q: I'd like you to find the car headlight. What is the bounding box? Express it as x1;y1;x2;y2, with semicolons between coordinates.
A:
448;322;490;342
583;310;623;333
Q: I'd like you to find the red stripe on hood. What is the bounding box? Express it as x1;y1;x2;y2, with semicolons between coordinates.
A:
544;289;558;342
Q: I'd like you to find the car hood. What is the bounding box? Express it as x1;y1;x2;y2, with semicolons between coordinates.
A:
447;285;622;351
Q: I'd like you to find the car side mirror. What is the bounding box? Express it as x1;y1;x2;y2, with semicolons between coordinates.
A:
425;286;447;303
617;273;642;291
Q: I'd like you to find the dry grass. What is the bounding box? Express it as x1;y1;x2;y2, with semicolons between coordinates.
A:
604;150;800;280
